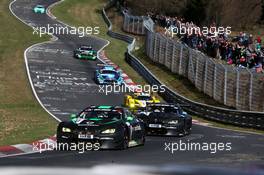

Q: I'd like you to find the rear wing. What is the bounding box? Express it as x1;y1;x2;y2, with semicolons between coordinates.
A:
96;63;106;67
145;103;190;108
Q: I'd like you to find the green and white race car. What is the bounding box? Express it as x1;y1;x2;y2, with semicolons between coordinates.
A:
57;105;145;150
33;5;46;14
74;45;97;60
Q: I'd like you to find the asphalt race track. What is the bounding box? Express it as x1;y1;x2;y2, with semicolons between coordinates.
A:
11;0;124;121
0;0;263;168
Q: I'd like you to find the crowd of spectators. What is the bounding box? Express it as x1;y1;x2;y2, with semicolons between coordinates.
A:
146;12;264;73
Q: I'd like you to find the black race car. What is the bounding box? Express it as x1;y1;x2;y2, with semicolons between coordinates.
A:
136;103;192;136
57;105;145;150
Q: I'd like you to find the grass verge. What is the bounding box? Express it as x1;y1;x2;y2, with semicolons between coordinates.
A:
0;0;57;146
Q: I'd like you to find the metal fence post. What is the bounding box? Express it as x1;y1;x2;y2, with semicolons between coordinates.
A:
159;36;163;63
179;44;183;75
132;16;135;33
153;33;157;62
142;17;145;34
236;69;240;109
149;31;154;58
126;14;129;32
137;16;140;34
188;49;194;82
213;64;217;99
195;53;199;87
123;13;126;31
165;40;169;67
224;66;227;105
171;43;176;72
125;14;129;31
203;58;208;93
248;69;253;111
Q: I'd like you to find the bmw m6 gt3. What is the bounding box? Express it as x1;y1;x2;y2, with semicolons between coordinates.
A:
57;105;145;150
136;103;192;136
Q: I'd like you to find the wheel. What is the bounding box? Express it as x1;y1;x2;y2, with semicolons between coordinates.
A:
141;135;145;146
121;129;129;150
56;137;70;151
184;128;192;135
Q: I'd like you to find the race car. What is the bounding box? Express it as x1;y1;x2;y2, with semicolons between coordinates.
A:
95;64;124;85
124;92;160;110
136;103;192;136
57;105;145;150
33;5;46;14
74;45;97;60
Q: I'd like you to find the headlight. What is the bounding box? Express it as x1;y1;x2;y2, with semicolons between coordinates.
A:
168;120;178;124
62;127;71;133
101;129;115;134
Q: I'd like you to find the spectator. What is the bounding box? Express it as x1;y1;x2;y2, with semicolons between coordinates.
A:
146;11;263;72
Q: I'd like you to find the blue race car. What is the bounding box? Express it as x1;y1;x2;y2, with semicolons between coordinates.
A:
33;5;46;14
95;64;124;85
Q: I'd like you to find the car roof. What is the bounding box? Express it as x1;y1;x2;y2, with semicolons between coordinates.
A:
148;103;177;107
134;92;151;97
83;105;124;112
80;45;92;48
102;66;115;71
36;5;44;7
81;51;92;54
147;103;178;108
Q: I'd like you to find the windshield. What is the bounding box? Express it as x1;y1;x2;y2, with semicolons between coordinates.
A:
80;47;92;51
148;106;179;113
78;110;122;121
136;95;152;101
81;51;92;55
101;70;119;78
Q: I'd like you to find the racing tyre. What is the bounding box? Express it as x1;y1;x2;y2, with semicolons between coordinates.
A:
56;139;71;151
121;129;129;150
141;135;145;146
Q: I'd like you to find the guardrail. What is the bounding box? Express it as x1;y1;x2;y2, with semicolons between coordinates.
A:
102;1;264;130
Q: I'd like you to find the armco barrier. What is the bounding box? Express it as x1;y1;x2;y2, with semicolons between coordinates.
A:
102;1;264;130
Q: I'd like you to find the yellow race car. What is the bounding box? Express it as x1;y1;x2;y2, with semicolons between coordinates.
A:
124;92;160;110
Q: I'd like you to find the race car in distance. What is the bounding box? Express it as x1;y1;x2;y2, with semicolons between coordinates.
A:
95;64;124;85
136;103;192;136
57;105;145;150
124;92;160;110
74;45;97;60
33;5;46;14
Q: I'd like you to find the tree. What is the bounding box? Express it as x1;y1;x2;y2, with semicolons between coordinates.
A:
182;0;208;25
